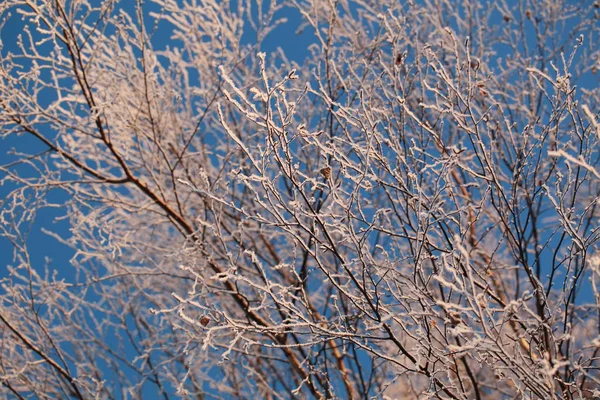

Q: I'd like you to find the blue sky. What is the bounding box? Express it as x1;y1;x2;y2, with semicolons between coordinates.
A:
0;16;71;280
2;0;597;302
0;1;314;279
0;4;316;397
1;0;598;397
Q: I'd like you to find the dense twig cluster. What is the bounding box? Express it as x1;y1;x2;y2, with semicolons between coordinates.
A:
1;0;599;398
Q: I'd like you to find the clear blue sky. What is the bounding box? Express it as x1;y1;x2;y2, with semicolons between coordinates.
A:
0;1;597;397
0;4;315;396
0;2;314;279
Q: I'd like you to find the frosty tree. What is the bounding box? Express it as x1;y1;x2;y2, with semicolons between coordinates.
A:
1;0;599;398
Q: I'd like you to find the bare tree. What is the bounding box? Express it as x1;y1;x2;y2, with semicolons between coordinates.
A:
1;0;599;398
